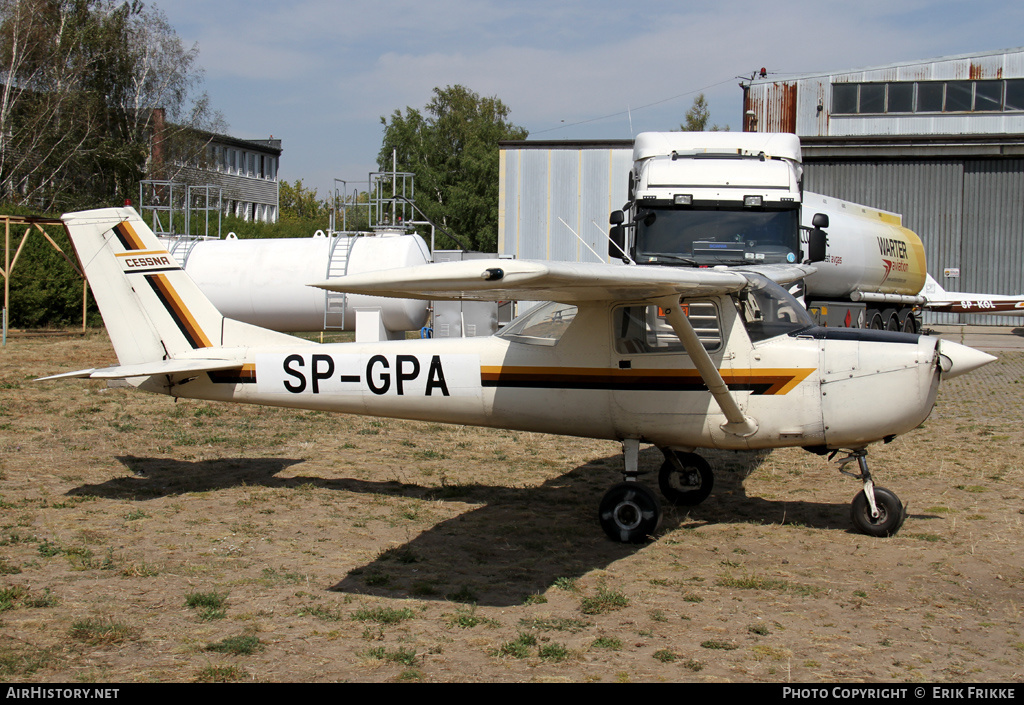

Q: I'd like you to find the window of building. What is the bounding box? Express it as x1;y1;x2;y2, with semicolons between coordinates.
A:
1007;79;1024;111
832;78;1024;115
917;82;944;112
887;82;914;112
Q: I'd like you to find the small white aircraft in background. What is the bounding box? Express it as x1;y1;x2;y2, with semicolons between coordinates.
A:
923;273;1024;316
43;208;995;542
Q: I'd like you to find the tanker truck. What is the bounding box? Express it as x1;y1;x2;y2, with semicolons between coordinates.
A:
607;131;928;332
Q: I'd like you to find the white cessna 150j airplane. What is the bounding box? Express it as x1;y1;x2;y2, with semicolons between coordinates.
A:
44;208;996;542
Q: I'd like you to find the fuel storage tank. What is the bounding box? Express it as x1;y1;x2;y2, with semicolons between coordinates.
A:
159;230;431;333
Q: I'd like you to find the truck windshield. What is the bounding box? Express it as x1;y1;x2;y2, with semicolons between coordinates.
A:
634;206;800;266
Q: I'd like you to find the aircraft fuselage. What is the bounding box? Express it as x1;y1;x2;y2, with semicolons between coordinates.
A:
155;295;941;453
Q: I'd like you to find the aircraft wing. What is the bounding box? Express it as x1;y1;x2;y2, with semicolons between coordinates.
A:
38;358;246;381
735;263;816;286
311;258;750;303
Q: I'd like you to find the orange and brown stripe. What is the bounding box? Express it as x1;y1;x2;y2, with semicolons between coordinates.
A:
112;220;147;251
145;273;213;349
480;366;813;395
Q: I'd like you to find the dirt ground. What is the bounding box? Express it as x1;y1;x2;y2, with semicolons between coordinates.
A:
1;330;1022;683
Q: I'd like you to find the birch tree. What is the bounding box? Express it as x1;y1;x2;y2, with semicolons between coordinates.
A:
0;0;221;212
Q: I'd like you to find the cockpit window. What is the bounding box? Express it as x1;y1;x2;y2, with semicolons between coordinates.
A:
498;301;578;346
736;274;815;343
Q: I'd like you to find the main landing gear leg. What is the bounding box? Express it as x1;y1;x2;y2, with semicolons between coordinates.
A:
598;439;662;543
836;449;906;537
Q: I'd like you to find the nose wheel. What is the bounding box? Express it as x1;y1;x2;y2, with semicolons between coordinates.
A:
836;449;906;537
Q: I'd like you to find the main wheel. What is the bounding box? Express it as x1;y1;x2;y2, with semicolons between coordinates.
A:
658;452;714;506
850;486;906;537
599;482;661;543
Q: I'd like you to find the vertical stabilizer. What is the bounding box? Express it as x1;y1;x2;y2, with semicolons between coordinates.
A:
62;208;299;366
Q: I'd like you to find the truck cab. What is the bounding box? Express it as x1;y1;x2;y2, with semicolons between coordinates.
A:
610;132;805;267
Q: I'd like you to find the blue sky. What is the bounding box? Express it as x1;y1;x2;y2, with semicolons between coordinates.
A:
159;0;1024;200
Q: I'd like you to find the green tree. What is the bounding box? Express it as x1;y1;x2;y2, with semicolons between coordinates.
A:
278;179;329;221
680;93;729;132
379;84;528;252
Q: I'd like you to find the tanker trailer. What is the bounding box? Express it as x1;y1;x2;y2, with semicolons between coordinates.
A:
159;229;430;335
801;192;928;332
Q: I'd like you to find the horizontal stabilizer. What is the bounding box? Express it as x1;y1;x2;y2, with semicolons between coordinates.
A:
312;258;750;303
38;358;245;382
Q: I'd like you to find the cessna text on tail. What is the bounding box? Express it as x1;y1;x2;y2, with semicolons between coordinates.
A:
42;208;995;542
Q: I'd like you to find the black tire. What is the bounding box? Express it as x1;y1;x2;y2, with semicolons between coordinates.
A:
883;308;900;331
868;310;883;329
658;451;714;506
901;312;919;334
850;486;906;537
599;482;661;543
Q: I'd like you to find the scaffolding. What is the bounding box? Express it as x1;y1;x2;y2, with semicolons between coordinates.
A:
139;180;222;240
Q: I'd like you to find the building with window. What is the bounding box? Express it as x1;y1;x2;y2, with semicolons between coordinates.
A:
191;134;282;223
149;109;282;224
741;47;1024;324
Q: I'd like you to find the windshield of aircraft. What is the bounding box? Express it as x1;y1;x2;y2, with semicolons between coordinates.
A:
498;301;578;346
737;274;816;343
634;205;800;266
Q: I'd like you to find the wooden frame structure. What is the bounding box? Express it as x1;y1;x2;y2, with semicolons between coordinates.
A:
1;215;83;346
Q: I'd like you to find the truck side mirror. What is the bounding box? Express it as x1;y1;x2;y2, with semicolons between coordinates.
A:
812;213;829;229
609;224;627;259
609;210;624;225
807;220;828;263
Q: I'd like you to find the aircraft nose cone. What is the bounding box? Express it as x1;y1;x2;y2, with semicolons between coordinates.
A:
937;339;997;379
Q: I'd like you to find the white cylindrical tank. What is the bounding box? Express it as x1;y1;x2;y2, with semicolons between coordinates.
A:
802;192;927;299
160;230;431;333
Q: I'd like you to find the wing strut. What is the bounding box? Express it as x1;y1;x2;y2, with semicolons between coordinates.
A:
654;295;758;438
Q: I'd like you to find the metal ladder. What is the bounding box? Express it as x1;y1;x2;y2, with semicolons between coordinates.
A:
323;235;354;330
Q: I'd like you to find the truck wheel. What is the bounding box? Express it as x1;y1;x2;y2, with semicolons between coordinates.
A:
868;310;883;329
901;312;919;333
883;308;900;331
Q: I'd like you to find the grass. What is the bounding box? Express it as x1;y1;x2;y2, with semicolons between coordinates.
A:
519;617;591;632
591;636;623;650
69;618;138;645
580;586;629;615
6;333;1024;682
185;591;228;621
716;574;821;597
700;640;738;651
363;646;418;666
195;665;249;683
496;633;537;659
447;605;500;629
205;634;263;655
351;606;415;624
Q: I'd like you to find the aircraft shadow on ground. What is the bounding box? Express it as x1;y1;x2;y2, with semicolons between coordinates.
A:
68;447;854;607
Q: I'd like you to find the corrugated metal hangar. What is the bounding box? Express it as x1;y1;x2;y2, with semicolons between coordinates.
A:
499;47;1024;325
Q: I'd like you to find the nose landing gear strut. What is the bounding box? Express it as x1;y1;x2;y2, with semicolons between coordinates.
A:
836;449;906;537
